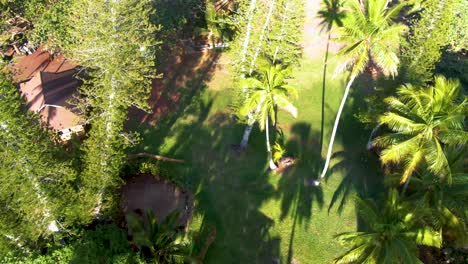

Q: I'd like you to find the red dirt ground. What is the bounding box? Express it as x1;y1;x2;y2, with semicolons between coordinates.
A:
128;45;221;126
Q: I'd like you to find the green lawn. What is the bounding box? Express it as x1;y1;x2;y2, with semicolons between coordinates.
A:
129;51;383;263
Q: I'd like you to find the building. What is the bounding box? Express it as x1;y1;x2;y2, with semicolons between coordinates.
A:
10;46;85;141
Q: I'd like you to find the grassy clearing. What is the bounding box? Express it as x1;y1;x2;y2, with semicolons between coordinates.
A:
129;49;383;263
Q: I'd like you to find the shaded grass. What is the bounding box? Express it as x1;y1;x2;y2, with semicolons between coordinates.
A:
128;52;384;263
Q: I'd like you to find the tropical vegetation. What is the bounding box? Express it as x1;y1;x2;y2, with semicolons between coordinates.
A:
0;0;466;263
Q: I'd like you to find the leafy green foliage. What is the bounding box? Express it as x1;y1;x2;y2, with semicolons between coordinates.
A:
0;74;80;252
25;0;73;49
126;210;191;263
0;0;74;51
335;189;441;263
374;76;467;184
232;0;305;74
2;224;143;264
152;0;202;38
205;1;237;44
401;0;460;84
65;0;159;219
436;51;468;87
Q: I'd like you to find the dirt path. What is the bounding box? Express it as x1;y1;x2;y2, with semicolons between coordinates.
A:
302;0;341;59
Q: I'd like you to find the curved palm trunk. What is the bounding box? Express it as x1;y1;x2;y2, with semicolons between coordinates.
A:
316;75;356;185
319;31;332;152
266;114;277;170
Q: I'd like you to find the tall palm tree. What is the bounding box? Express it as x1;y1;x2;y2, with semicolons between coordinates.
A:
317;0;346;152
373;76;467;187
240;65;298;170
317;0;407;185
335;189;441;263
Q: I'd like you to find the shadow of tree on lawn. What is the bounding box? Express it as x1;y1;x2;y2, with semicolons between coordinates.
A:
325;74;385;229
134;92;282;263
275;122;325;263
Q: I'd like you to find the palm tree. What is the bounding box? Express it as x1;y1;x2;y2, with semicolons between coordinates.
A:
317;0;407;185
404;148;468;246
383;148;468;246
317;0;346;152
335;189;441;263
373;76;467;188
126;209;190;263
240;65;298;170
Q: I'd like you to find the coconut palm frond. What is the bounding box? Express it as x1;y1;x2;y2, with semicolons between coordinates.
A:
335;189;436;263
375;75;465;184
438;130;468;145
400;149;424;184
379;136;419;164
334;0;407;78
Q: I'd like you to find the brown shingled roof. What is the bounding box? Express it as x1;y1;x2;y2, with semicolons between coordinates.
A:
10;46;76;83
14;46;83;131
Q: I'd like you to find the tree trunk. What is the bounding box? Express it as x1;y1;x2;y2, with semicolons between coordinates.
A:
401;173;413;196
319;31;332;153
127;153;184;163
94;81;117;216
240;96;265;149
240;0;257;76
317;75;356;184
266;114;277;170
248;0;276;75
272;2;290;64
240;121;254;149
239;0;276;148
273;104;278;129
366;124;381;151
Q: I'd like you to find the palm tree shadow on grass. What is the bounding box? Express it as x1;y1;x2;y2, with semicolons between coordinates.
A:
138;98;282;263
276;122;325;263
316;0;346;152
325;74;385;229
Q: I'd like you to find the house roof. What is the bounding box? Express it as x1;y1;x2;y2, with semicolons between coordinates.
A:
19;70;83;131
14;47;83;131
10;46;76;83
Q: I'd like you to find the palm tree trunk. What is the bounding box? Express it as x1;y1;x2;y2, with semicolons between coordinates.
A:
266;114;277;170
240;100;264;149
240;121;254;149
240;0;275;149
319;31;332;153
273;104;278;129
401;173;413;196
316;75;356;184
